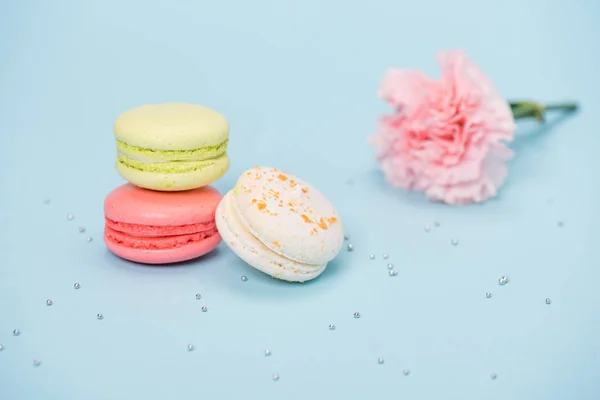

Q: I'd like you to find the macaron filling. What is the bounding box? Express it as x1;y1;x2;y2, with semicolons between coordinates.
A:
105;217;216;237
116;139;228;162
104;217;219;250
117;153;228;173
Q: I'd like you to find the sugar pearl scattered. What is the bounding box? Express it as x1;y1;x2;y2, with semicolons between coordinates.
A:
46;299;53;306
187;344;194;351
272;373;279;381
557;221;564;227
67;213;74;220
344;234;349;240
434;221;441;227
33;360;41;366
13;329;20;336
43;198;50;204
265;349;271;356
378;357;384;364
382;253;388;259
387;263;394;270
369;254;375;260
78;226;85;233
353;312;360;318
389;270;397;276
486;292;492;299
241;276;248;282
195;293;202;300
201;306;208;312
403;369;410;376
545;298;552;305
451;238;458;246
328;324;335;330
498;276;509;285
0;344;3;351
424;226;431;232
346;244;354;251
74;282;81;289
491;373;497;380
86;237;92;242
97;313;104;320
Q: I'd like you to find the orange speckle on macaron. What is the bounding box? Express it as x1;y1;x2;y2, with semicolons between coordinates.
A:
318;218;328;230
301;214;313;223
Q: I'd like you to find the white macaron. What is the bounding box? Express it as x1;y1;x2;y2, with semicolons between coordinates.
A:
216;166;344;282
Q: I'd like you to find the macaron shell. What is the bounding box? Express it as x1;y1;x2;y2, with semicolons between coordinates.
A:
232;166;344;265
105;229;222;265
216;191;327;282
104;184;223;226
114;103;229;150
115;154;229;191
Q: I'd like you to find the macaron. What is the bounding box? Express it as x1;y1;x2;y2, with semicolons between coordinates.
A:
114;103;230;191
216;166;344;282
104;183;222;264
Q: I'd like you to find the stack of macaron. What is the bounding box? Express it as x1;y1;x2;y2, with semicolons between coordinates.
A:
104;103;229;264
104;103;345;281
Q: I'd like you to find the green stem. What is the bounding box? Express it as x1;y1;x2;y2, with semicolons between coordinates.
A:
509;100;578;122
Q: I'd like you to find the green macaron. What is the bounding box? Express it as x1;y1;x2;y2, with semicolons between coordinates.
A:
114;103;230;191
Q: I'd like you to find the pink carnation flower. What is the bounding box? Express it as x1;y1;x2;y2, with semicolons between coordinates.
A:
370;50;517;205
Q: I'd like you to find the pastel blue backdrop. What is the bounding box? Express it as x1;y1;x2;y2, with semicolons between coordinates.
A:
1;0;598;399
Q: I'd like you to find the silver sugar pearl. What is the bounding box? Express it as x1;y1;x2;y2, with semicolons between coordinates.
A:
201;306;208;312
241;276;248;282
33;360;41;366
545;298;552;305
344;234;349;240
195;293;202;300
187;344;194;351
353;312;360;318
434;221;441;227
389;270;398;276
74;282;81;289
265;349;271;356
328;324;335;330
97;313;104;320
382;253;389;259
491;373;497;380
0;344;3;351
13;329;20;336
78;226;85;233
557;221;564;227
346;244;354;251
486;292;492;299
86;236;93;242
67;213;74;220
403;369;410;376
451;238;458;246
498;276;509;285
272;373;280;381
46;299;53;306
387;263;394;270
378;357;384;364
424;226;431;232
369;254;375;260
43;198;50;204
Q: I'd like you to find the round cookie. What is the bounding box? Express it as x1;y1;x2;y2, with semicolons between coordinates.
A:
104;183;222;264
114;103;230;191
216;166;344;281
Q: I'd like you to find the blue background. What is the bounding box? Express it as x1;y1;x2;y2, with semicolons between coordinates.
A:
1;0;598;399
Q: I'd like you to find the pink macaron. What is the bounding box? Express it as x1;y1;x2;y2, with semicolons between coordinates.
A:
104;183;222;264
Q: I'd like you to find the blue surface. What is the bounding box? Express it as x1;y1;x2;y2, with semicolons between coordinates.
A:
1;0;599;399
